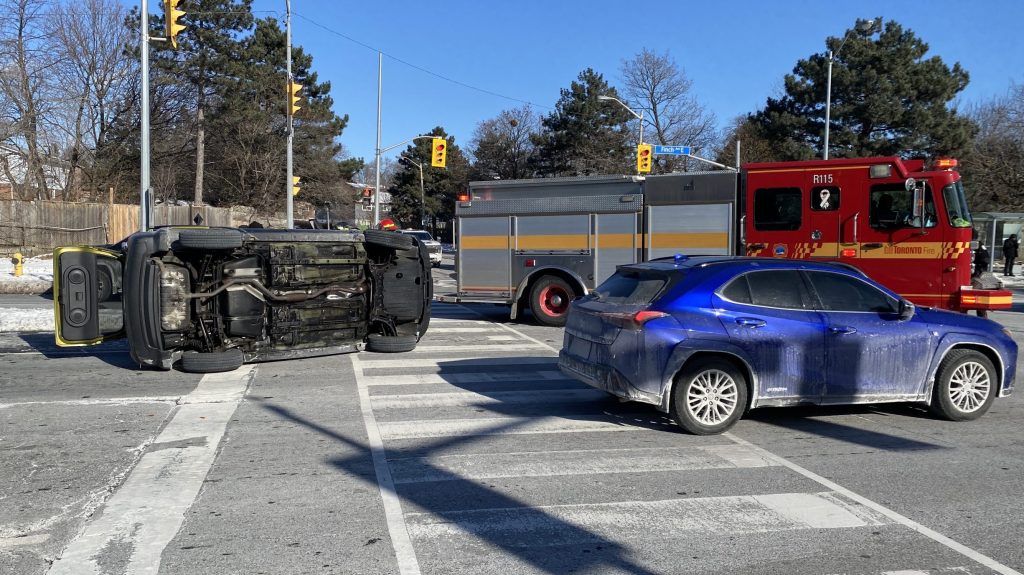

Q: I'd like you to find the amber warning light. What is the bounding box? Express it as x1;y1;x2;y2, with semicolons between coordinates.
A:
934;158;959;170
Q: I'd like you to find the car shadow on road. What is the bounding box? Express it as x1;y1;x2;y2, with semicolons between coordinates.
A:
15;332;138;368
254;398;665;575
744;403;946;451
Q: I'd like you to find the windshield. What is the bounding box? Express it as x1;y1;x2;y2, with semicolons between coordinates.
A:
404;231;434;242
942;180;972;228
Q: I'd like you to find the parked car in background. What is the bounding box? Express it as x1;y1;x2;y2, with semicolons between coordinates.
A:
559;256;1017;435
53;227;432;373
400;229;443;267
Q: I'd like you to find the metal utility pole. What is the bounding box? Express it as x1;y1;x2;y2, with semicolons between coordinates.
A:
400;156;425;227
374;52;383;226
285;0;294;228
139;0;151;231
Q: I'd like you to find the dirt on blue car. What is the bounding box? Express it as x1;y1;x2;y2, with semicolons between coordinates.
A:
558;255;1017;435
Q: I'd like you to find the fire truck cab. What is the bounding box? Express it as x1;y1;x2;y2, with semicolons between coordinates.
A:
742;156;997;312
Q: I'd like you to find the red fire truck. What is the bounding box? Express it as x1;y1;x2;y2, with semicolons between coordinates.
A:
444;156;1011;326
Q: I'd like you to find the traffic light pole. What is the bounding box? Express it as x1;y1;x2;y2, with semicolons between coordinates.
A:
285;0;294;229
139;0;151;231
374;134;435;227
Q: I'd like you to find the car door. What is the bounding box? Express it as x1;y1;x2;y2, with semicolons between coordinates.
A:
714;269;827;404
53;246;125;346
803;270;937;402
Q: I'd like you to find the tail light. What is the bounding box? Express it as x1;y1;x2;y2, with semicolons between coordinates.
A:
603;310;669;330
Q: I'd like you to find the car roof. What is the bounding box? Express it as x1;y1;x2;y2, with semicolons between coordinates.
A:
628;255;867;277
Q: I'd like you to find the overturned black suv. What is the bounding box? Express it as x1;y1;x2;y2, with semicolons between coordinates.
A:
53;227;431;372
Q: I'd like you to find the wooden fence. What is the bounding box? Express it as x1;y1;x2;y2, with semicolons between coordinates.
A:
0;200;235;255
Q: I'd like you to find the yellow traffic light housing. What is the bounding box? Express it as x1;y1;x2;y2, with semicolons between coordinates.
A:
637;143;653;173
288;81;303;117
292;176;301;196
163;0;186;49
431;138;447;168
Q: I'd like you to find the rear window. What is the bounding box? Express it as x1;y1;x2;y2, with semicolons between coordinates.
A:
720;270;809;309
593;270;672;305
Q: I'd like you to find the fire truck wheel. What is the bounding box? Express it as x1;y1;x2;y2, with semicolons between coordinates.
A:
529;276;574;327
929;349;996;421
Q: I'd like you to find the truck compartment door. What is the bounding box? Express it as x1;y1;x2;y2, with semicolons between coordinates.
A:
647;203;732;260
457;216;512;297
53;247;125;346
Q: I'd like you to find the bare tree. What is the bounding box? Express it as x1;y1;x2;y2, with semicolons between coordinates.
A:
469;106;538;180
620;49;717;172
48;0;133;200
963;83;1024;212
0;0;55;199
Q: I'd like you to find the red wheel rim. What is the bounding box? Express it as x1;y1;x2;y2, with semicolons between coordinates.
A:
538;285;570;316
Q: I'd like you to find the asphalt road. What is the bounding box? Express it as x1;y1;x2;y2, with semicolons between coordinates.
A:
2;260;1024;575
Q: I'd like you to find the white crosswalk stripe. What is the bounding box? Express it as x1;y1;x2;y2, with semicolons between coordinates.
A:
352;311;1019;575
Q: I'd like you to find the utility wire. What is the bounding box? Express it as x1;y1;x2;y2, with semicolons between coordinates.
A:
292;12;551;110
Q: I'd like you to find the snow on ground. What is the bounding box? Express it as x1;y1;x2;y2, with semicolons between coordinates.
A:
0;255;54;294
0;307;53;332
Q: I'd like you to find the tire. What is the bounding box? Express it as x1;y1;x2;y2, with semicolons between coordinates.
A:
670;357;748;435
529;276;574;327
96;267;113;302
179;349;245;373
364;229;415;251
366;333;418;353
929;349;997;421
176;228;243;250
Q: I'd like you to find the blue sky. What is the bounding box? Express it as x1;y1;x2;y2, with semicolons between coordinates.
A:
236;1;1022;168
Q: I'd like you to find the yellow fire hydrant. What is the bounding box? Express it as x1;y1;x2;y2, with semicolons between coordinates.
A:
12;252;23;277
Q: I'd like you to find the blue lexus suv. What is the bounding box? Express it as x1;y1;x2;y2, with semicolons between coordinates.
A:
558;256;1017;435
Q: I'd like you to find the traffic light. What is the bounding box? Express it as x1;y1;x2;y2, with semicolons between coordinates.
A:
288;81;303;117
163;0;186;49
292;176;301;196
637;143;653;173
431;138;447;168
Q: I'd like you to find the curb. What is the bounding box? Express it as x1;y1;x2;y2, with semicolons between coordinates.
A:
0;281;52;295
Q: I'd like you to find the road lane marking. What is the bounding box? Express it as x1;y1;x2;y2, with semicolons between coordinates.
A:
0;396;180;409
388;444;776;483
377;415;663;441
725;433;1023;575
358;356;556;370
404;492;888;544
48;366;256;575
369;389;607;409
401;343;549;353
350;354;422;575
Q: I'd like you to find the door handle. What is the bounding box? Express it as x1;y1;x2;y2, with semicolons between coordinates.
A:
747;243;766;251
829;326;857;334
735;317;766;328
862;242;883;250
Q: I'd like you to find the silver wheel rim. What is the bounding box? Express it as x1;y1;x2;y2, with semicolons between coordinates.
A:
686;369;739;425
948;360;991;413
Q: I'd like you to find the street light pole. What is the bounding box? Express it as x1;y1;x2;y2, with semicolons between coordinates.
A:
824;18;879;160
597;95;644;145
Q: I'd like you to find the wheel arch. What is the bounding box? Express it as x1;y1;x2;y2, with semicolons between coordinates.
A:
927;339;1006;402
660;348;757;415
510;267;587;320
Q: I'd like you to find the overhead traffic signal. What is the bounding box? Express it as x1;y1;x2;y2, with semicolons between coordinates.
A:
637;143;652;173
163;0;186;49
431;138;447;168
288;81;303;117
292;176;301;196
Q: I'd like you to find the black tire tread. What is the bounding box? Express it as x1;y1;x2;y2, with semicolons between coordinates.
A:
180;349;245;373
529;276;574;327
365;333;418;353
364;229;415;251
177;228;243;250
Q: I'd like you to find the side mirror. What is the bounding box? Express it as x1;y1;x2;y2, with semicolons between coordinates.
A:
898;299;915;321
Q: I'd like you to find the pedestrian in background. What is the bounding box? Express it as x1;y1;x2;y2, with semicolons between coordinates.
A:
973;243;992;318
1003;234;1019;276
